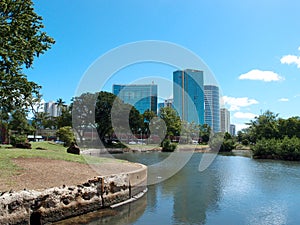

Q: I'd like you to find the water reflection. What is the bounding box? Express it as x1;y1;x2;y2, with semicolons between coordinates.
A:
112;153;222;225
54;189;147;225
60;153;300;225
168;155;221;225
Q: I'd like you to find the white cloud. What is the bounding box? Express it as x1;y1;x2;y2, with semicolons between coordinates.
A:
298;46;300;51
280;55;300;68
234;112;257;119
235;123;250;132
238;69;284;82
278;98;289;102
222;96;259;111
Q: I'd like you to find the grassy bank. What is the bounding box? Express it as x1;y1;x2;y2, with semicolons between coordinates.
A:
0;141;122;180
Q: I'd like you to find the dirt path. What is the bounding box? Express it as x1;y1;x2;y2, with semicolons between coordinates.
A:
0;158;143;192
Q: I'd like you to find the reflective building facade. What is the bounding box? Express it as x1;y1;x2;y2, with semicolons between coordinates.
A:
113;84;158;114
173;69;204;124
204;85;220;133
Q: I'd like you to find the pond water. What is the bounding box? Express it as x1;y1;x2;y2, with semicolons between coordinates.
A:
58;152;300;225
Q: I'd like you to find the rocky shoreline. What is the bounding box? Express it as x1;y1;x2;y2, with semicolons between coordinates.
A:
0;163;147;225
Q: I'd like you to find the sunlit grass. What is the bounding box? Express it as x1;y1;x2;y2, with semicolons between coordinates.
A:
0;141;124;179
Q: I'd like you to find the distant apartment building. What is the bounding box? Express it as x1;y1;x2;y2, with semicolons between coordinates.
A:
204;85;220;133
158;98;173;114
113;84;158;114
220;108;230;133
173;69;204;124
44;101;59;117
230;124;236;136
158;98;173;109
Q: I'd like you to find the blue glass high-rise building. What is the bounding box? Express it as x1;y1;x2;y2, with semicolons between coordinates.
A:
113;84;158;114
204;85;220;133
173;69;204;124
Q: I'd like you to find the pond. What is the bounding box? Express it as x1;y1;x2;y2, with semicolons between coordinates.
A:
58;152;300;225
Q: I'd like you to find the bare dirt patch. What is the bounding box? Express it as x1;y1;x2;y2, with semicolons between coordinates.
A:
0;158;143;192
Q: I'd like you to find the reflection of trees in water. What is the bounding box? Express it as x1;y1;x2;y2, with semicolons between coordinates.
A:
161;154;222;225
114;152;222;225
84;152;222;225
147;185;158;211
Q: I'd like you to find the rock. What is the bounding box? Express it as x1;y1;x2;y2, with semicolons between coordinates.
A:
67;143;80;155
15;143;32;149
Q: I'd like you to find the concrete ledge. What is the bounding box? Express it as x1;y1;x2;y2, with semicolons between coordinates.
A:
0;163;147;225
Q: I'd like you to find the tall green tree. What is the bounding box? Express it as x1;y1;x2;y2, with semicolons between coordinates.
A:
0;0;55;113
56;98;66;116
72;92;97;144
278;117;300;139
9;108;33;134
95;91;143;143
247;110;279;143
128;105;143;135
159;107;181;137
142;109;157;138
199;124;211;143
32;111;49;131
56;104;72;129
95;91;117;143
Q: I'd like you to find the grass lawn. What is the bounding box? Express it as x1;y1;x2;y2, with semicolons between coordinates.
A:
0;141;123;180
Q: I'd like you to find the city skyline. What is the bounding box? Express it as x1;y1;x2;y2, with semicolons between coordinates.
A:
112;70;229;133
27;1;300;131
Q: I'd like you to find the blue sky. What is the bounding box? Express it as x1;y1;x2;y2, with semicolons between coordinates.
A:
27;0;300;130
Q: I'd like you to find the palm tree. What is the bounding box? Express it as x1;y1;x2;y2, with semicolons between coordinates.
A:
56;98;66;116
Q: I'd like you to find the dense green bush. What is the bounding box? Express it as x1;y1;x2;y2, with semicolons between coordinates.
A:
278;136;300;160
220;139;236;152
252;137;300;160
10;135;27;147
161;138;177;152
241;139;249;146
56;126;75;147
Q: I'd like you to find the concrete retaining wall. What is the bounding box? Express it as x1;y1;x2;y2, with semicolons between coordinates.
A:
0;164;147;225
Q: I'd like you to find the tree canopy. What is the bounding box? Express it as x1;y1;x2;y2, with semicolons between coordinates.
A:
0;0;55;113
159;107;181;137
241;110;300;144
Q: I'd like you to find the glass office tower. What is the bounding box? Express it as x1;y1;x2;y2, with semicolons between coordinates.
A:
113;84;158;114
173;69;204;124
204;85;220;133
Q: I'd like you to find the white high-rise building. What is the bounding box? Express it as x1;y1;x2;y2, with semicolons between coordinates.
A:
220;108;230;133
44;101;59;117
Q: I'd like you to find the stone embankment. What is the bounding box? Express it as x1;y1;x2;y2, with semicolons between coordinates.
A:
0;164;147;225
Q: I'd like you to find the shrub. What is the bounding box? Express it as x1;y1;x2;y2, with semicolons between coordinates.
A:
161;138;177;152
10;135;27;147
252;138;279;158
278;136;300;160
220;139;236;152
241;139;249;146
56;126;75;147
252;137;300;160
